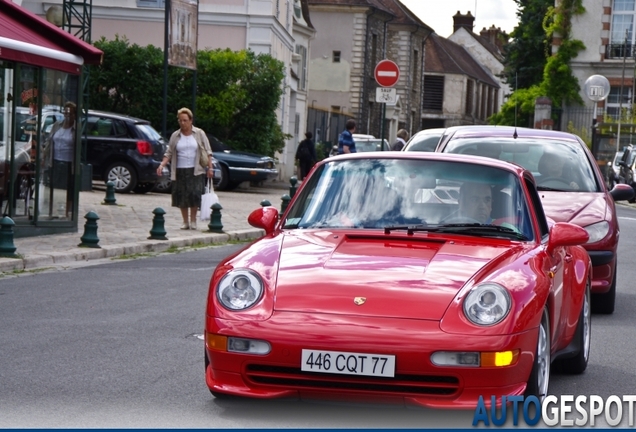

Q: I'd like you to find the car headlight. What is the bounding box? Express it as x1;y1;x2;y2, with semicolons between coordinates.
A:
463;283;511;326
216;269;264;310
583;221;610;244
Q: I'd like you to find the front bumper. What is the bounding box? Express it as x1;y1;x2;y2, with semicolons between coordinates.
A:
229;167;278;183
587;250;615;293
205;312;537;409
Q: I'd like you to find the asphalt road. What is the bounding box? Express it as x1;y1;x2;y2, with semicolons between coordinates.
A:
1;204;636;428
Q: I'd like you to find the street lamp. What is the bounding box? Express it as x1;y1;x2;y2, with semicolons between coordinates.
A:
583;74;610;156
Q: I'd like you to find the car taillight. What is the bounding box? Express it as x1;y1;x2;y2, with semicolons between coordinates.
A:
137;141;153;155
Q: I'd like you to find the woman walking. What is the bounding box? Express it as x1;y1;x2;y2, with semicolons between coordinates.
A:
156;107;213;230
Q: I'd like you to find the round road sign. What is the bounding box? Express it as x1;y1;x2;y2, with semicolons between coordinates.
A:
374;59;400;87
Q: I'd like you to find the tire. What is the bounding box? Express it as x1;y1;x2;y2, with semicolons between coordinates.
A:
133;182;155;194
561;282;591;374
153;177;172;194
216;165;230;191
592;262;616;314
525;307;551;400
104;162;137;194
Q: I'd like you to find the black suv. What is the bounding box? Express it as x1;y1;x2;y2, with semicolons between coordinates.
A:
82;110;165;193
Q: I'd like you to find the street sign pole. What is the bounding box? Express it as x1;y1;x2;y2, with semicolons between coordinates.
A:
374;60;400;151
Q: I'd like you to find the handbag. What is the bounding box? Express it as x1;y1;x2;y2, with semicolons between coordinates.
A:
199;143;210;169
200;178;219;221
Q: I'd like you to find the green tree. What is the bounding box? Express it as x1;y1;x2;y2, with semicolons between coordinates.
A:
503;0;553;91
88;40;286;157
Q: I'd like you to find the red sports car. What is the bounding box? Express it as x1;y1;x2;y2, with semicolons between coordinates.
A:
205;152;591;409
436;125;634;314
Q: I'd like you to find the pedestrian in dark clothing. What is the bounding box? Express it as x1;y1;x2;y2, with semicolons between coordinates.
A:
338;119;357;154
295;132;317;180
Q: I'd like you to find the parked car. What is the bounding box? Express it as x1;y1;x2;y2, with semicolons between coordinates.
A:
329;134;390;157
207;134;277;191
616;145;636;202
78;110;167;194
205;151;592;407
153;157;221;194
436;125;635;314
608;149;624;189
402;128;446;152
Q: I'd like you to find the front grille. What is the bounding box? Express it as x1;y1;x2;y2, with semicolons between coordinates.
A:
245;364;459;396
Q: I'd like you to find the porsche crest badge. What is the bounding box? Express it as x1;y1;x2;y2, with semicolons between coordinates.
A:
354;297;366;305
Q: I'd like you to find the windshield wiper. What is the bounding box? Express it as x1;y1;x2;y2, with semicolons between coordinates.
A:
384;224;430;234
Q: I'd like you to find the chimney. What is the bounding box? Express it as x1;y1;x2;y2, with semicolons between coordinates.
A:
453;11;475;34
479;25;509;52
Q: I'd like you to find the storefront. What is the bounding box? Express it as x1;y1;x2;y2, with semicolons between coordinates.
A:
0;0;102;237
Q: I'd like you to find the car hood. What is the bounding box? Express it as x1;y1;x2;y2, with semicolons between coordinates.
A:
269;230;517;321
539;191;608;226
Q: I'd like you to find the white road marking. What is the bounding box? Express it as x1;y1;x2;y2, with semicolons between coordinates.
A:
618;216;636;221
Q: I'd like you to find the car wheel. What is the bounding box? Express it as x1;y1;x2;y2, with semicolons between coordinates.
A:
105;162;137;194
153;177;172;194
525;307;550;400
133;182;155;194
560;281;591;374
592;262;616;314
216;165;230;191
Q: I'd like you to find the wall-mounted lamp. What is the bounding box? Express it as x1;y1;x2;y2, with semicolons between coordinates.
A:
45;6;65;27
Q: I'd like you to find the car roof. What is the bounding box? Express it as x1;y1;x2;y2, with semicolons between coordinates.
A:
86;109;151;124
441;125;581;144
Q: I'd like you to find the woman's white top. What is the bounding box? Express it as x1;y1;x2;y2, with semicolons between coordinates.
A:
176;134;197;168
53;126;74;162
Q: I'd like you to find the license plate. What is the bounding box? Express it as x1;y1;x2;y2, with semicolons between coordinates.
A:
301;349;395;377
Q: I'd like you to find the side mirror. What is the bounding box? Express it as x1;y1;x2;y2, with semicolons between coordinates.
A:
248;206;279;234
610;183;635;201
547;222;589;255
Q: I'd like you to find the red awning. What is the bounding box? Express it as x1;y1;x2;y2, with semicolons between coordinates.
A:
0;0;102;74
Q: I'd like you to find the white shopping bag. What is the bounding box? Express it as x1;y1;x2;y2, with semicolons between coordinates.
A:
200;179;219;221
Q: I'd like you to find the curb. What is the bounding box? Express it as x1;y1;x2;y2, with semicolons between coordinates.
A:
0;228;264;273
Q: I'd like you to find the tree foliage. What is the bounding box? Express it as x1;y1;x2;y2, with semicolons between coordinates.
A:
493;0;585;126
88;37;286;157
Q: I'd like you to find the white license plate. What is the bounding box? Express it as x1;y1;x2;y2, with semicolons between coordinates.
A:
301;349;395;377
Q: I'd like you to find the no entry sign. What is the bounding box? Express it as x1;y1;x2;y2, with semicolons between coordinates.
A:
374;59;400;87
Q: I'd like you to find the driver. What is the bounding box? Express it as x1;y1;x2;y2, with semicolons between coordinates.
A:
538;151;580;190
457;182;493;224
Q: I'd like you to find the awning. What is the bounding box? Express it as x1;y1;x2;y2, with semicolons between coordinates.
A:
0;0;102;74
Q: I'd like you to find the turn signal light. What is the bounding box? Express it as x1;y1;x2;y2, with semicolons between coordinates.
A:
205;333;227;351
481;350;519;367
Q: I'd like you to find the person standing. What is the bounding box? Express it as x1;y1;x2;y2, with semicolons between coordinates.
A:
44;101;76;218
338;119;357;154
295;132;316;181
156;107;213;230
391;129;409;151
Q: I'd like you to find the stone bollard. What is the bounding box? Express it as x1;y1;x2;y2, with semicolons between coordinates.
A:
78;211;101;248
103;181;117;205
0;216;17;257
260;199;271;207
280;194;291;216
289;176;298;199
148;207;168;240
207;202;224;233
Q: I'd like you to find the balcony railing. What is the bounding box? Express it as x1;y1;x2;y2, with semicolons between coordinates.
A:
605;43;636;59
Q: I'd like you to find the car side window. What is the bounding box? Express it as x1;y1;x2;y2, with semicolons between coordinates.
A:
90;118;113;137
113;120;129;137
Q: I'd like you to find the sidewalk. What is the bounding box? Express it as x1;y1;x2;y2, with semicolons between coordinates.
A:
0;180;292;273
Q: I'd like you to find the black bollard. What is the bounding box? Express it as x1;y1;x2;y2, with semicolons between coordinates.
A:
260;199;271;207
148;207;168;240
289;176;298;198
103;181;117;205
0;216;17;257
280;194;291;215
78;211;101;248
207;202;224;233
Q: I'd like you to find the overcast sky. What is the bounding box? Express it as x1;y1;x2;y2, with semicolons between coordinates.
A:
400;0;520;38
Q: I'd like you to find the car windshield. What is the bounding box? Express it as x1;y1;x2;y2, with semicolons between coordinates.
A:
209;135;231;152
443;138;600;192
283;158;534;240
404;133;442;152
136;123;163;142
355;139;390;152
